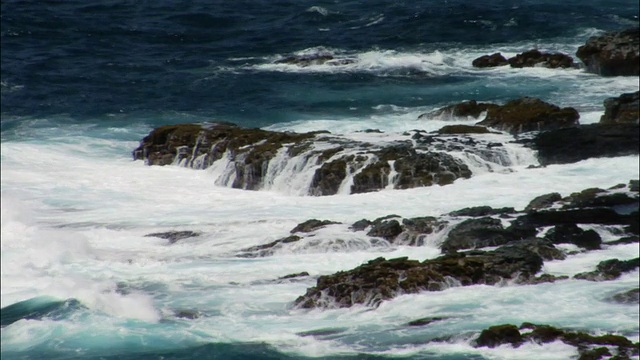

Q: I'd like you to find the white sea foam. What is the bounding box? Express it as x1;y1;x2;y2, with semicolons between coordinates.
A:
1;116;638;358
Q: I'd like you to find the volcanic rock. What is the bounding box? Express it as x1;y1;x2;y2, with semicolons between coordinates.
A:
544;224;602;250
477;97;579;134
600;91;639;124
533;123;640;165
421;100;499;120
524;192;562;211
290;219;340;233
441;217;535;253
576;28;640;76
472;53;509;68
574;258;640;281
436;125;491;134
507;49;574;68
475;323;638;359
294;246;543;309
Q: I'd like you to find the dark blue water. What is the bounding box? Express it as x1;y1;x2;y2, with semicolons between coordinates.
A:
2;0;638;130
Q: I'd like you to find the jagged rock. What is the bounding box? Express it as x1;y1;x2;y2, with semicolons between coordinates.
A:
576;28;640;76
508;238;566;261
472;53;509;68
606;288;639;304
526;274;569;284
448;206;515;217
533;123;640;165
441;217;535;253
350;145;472;194
278;272;310;280
400;217;448;245
516;208;636;227
237;235;302;258
350;219;372;231
294;246;543;308
133;123;318;190
574;258;640;281
507;49;574;68
477;97;579;134
290;219;340;233
144;231;200;244
544;224;602;250
420;100;499;119
562;187;639;210
308;159;348;196
600;91;639;124
525;192;562;211
436;125;491;134
367;220;403;241
475;323;637;359
475;324;523;347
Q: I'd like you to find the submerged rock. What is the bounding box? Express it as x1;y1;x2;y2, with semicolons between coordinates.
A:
600;91;639;124
606;288;640;304
477;97;579;134
144;230;200;244
544;224;602;250
576;27;640;76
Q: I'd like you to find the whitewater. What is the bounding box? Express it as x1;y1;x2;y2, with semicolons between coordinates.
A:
2;0;640;359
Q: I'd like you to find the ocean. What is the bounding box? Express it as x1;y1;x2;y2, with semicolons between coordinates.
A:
1;1;639;359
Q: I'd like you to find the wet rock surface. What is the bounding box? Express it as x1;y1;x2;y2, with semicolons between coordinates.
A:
507;49;574;68
291;182;638;307
600;91;639;124
420;100;499;119
476;97;579;134
532;123;640;165
471;53;509;68
294;246;544;309
474;323;638;359
576;27;640;76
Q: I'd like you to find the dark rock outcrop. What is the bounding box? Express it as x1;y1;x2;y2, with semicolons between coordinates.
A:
133;123;319;191
448;206;515;217
477;97;579;134
600;91;639;124
574;258;639;281
436;125;491;134
533;123;640;165
421;100;499;120
294;246;544;309
366;219;403;241
472;53;509;68
475;323;638;359
144;231;200;244
544;224;602;250
576;28;640;76
441;217;535;253
134;124;478;196
290;219;340;234
525;192;562;211
508;49;574;69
